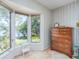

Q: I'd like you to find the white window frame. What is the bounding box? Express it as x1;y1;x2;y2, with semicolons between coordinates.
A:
0;5;41;55
10;13;41;47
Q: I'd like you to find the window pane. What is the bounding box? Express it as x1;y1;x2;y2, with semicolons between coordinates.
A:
31;16;40;42
0;5;10;54
15;14;28;45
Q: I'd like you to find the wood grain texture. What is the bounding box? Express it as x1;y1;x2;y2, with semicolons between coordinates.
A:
51;27;73;58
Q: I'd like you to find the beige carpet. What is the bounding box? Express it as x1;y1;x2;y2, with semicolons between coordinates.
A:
14;50;71;59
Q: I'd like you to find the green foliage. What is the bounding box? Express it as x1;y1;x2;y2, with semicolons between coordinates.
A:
16;14;28;39
31;16;40;42
0;5;10;53
16;39;27;45
18;22;27;39
31;16;40;36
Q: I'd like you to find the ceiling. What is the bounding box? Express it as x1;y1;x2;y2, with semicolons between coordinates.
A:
34;0;77;9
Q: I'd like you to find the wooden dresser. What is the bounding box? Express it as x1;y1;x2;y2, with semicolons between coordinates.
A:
51;27;73;57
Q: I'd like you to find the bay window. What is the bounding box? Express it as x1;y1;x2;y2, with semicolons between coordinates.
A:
0;4;40;54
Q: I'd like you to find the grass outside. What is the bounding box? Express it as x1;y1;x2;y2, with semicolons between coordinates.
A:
0;48;6;54
0;36;40;53
0;39;10;54
16;36;40;45
16;39;27;45
32;36;40;42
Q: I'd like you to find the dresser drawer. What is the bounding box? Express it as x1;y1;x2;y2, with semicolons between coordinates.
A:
52;34;72;39
59;28;72;32
59;31;72;35
64;49;72;55
64;39;72;45
51;27;72;57
65;45;72;49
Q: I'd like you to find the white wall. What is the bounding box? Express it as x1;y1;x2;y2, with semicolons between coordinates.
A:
52;1;79;27
51;0;79;47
